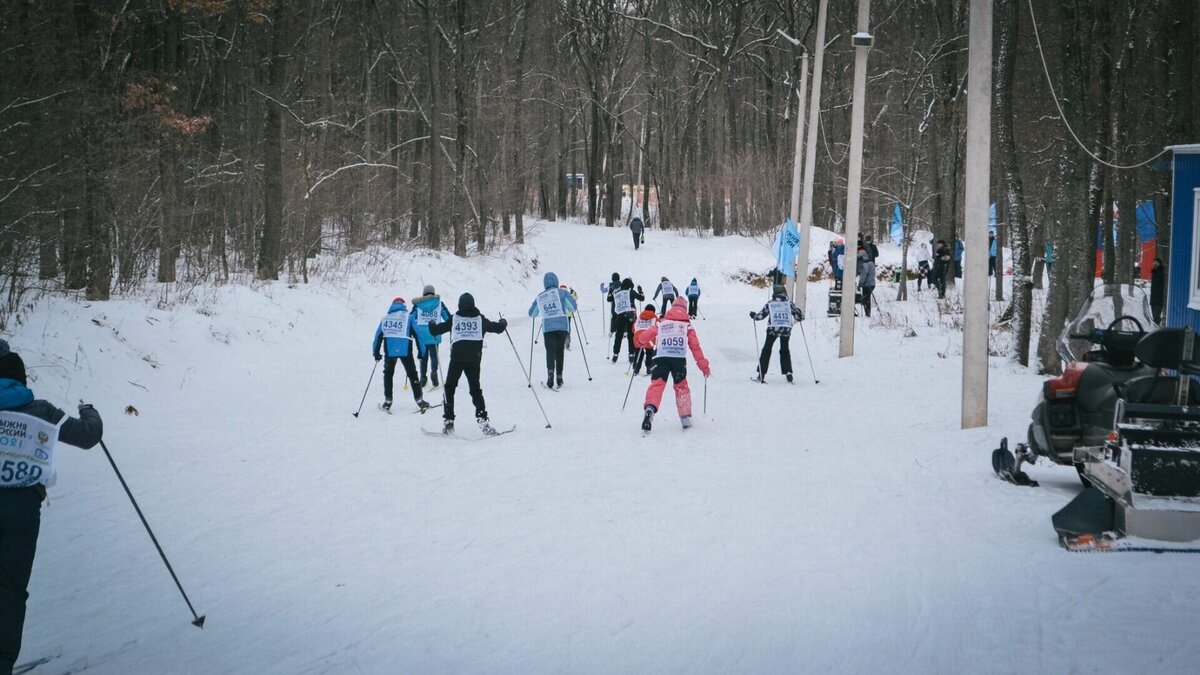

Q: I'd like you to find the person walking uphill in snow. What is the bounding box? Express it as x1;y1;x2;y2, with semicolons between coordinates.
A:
0;340;103;675
412;285;452;389
373;297;430;413
628;211;645;250
631;304;659;376
749;285;805;383
429;293;508;435
653;276;678;316
856;248;877;318
528;272;578;389
609;277;644;363
685;278;701;319
635;298;710;433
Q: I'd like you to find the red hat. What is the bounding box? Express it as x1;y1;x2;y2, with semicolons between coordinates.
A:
392;296;406;304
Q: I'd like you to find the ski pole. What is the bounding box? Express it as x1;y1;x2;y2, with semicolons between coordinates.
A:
571;314;593;381
797;318;820;385
698;308;706;321
575;309;590;345
99;439;205;628
527;321;535;387
503;323;552;428
352;360;380;417
703;376;708;415
621;348;643;411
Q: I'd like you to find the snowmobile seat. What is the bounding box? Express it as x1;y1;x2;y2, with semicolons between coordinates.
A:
1135;327;1200;372
1120;375;1200;405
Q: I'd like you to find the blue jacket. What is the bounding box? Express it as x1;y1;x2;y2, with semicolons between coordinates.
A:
372;300;421;358
412;294;452;346
953;240;964;262
686;279;700;298
528;272;578;334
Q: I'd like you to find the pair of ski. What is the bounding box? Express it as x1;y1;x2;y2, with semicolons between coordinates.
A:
422;424;515;441
640;410;691;437
378;402;442;415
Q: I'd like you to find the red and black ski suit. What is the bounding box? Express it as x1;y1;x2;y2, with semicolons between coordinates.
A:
633;298;710;418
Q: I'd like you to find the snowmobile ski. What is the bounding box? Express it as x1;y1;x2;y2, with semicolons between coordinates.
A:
992;438;1038;487
13;652;61;674
1060;533;1200;554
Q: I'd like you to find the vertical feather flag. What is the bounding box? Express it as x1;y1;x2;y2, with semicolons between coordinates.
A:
771;217;801;277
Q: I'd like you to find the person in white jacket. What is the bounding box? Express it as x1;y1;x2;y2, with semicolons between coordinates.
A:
915;239;932;292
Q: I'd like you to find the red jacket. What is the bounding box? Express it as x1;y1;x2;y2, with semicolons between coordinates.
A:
634;299;710;375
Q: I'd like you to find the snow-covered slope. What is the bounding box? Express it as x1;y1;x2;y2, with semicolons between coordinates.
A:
8;221;1198;674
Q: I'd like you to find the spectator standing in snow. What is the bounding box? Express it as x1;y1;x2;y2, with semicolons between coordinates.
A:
749;285;805;383
634;298;711;433
988;230;998;276
864;234;880;263
654;276;678;315
857;248;877;318
1044;242;1054;273
429;293;508;435
631;304;659;376
915;239;932;292
528;272;578;390
933;239;951;299
413;285;451;389
832;237;846;288
1151;258;1165;324
627;211;645;250
0;340;103;675
609;277;644;363
372;297;429;412
953;239;964;278
685;278;701;319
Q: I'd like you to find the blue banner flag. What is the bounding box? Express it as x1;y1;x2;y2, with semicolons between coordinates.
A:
890;204;903;244
772;217;801;277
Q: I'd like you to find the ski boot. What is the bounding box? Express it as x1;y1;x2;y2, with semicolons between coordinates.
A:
442;419;455;435
478;416;498;436
612;354;619;363
547;374;555;390
417;399;431;414
680;416;692;429
420;376;429;388
641;406;655;435
556;376;564;389
382;398;393;411
786;373;794;383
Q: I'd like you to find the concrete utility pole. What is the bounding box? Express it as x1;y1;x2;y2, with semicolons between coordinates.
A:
795;0;829;314
789;53;809;302
962;0;993;428
839;0;871;358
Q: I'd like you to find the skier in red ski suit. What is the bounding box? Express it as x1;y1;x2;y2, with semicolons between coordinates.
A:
633;297;710;432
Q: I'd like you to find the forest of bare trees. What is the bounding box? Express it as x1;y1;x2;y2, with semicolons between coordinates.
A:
1;0;1197;369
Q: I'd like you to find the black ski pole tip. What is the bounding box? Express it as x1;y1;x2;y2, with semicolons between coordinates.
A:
192;616;206;629
352;413;359;418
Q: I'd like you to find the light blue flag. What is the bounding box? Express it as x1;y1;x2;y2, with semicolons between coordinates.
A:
989;202;998;233
890;204;903;244
772;217;801;277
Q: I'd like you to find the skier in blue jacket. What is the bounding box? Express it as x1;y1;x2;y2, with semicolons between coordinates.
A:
528;272;578;389
372;297;430;412
685;278;701;319
412;285;452;389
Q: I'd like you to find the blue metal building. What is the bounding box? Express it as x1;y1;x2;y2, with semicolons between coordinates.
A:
1165;144;1200;329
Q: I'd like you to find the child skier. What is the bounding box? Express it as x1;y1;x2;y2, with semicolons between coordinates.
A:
653;276;678;315
749;285;805;383
429;293;508;435
372;297;430;412
685;278;701;319
609;277;644;363
528;272;578;389
634;297;711;433
412;284;451;388
631;304;659;376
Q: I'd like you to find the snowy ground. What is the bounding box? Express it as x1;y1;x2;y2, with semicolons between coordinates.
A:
8;221;1199;674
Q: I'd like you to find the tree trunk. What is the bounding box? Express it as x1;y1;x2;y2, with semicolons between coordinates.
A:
258;5;287;281
423;0;443;249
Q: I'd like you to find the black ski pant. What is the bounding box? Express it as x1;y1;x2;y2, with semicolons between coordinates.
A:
632;231;641;249
758;333;793;376
383;354;423;403
659;295;676;316
543;330;567;381
0;488;41;675
612;316;635;360
917;262;929;290
687;296;699;318
419;343;441;386
632;347;656;374
860;286;875;317
443;360;486;421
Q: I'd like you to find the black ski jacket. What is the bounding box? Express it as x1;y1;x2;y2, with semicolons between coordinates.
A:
750;296;804;337
429;295;507;365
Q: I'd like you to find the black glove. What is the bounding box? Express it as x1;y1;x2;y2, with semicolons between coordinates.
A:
78;402;94;413
749;311;756;319
499;318;509;330
797;309;805;321
374;353;382;362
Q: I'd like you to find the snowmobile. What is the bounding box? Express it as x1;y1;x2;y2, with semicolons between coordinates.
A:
993;284;1164;487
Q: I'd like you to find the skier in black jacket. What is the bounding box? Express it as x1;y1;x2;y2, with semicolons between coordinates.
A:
749;285;805;383
429;293;508;435
608;277;644;364
0;340;103;675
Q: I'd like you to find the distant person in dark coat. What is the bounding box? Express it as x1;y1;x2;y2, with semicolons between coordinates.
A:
1151;257;1165;324
627;211;645;250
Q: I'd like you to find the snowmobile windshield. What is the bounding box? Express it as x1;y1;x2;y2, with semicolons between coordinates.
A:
1057;283;1153;365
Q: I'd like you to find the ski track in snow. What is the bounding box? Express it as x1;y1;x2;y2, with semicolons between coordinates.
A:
10;220;1200;673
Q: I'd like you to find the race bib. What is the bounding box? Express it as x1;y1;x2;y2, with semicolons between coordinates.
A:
687;283;699;296
537;288;566;319
452;315;484;341
614;290;632;314
661;281;676;297
415;305;442;326
656;321;688;358
768;301;794;328
0;411;59;488
634;317;656;333
380;309;410;339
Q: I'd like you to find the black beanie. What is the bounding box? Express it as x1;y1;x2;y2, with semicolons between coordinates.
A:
0;340;27;386
458;292;475;311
